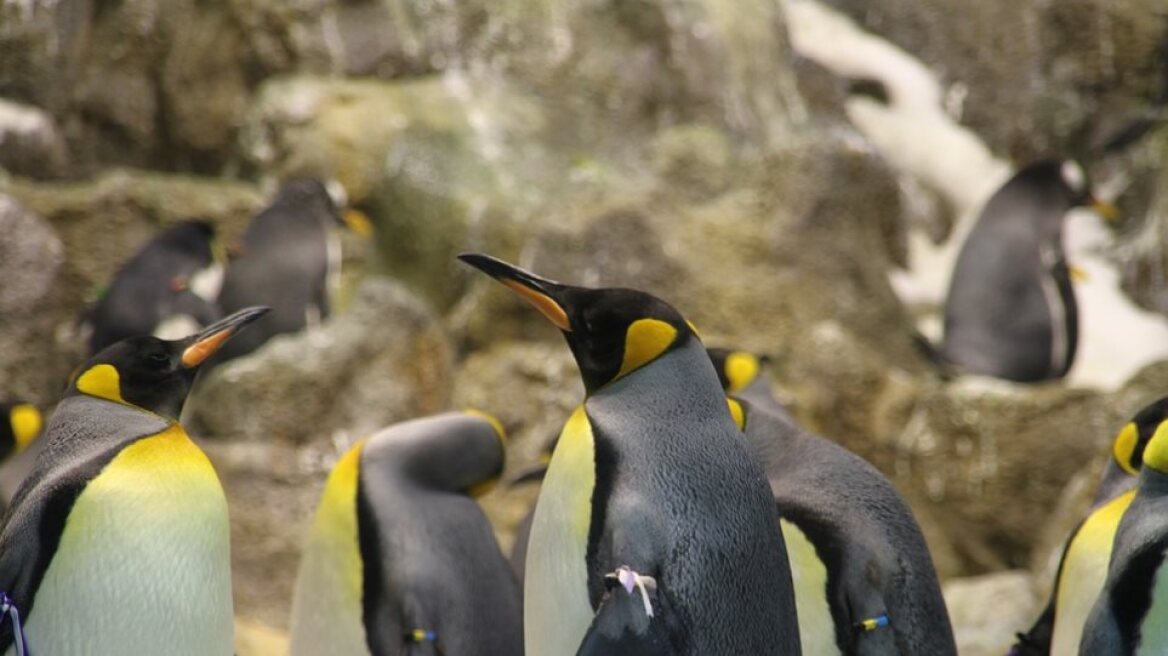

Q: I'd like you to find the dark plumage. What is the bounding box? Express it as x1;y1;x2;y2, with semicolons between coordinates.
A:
213;179;347;363
290;412;522;656
84;220;222;355
737;398;956;654
941;160;1108;382
460;253;801;655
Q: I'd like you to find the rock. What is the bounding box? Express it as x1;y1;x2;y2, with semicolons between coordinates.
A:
0;99;68;178
818;0;1166;161
0;169;260;403
450;341;583;551
0;195;66;401
944;570;1041;656
189;276;453;445
190;277;453;626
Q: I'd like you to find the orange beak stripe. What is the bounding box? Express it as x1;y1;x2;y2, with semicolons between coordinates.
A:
503;279;571;331
181;329;235;368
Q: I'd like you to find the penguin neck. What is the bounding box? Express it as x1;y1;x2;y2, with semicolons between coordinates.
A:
1137;469;1168;498
585;338;731;435
1093;462;1137;508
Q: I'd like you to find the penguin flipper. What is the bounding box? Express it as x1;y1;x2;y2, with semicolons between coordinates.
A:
576;569;670;656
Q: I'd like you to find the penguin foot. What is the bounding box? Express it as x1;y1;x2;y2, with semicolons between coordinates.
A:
604;566;657;618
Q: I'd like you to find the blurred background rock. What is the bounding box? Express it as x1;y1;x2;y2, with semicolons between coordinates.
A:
2;0;1167;653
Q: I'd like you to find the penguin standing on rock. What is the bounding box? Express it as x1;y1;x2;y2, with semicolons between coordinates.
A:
288;411;523;656
0;307;268;656
1012;397;1168;656
940;160;1117;382
459;253;801;655
213;179;373;363
728;396;956;655
1080;417;1168;654
83;219;225;355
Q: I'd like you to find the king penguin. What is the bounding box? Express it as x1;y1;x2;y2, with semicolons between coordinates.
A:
1080;416;1168;654
0;306;268;656
213;179;373;363
706;347;791;418
0;403;41;466
83;219;225;355
940;160;1117;382
288;411;523;656
1011;397;1168;655
459;253;801;655
509;347;791;588
728;394;956;655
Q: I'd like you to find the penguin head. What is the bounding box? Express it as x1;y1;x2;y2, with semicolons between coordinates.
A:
67;306;269;418
0;401;43;460
1006;160;1118;227
706;348;770;394
1112;396;1168;475
458;253;697;394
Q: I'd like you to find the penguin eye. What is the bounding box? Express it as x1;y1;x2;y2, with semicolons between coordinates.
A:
142;351;171;369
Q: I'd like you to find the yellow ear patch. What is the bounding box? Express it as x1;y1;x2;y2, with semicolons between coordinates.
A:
76;364;125;403
725;351;761;393
1142;421;1168;475
726;398;745;431
464;409;508;445
617;319;678;378
10;404;42;451
1113;423;1139;475
502;279;571;331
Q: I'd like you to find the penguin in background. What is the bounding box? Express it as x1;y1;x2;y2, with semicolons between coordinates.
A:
288;411;522;656
0;401;44;513
0;402;41;466
82;219;225;355
1080;416;1168;654
212;179;373;364
727;395;956;655
0;307;267;656
1010;397;1168;656
459;253;801;655
706;347;791;418
940;160;1117;382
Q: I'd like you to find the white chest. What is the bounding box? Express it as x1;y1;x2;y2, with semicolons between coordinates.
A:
13;430;234;656
781;519;842;656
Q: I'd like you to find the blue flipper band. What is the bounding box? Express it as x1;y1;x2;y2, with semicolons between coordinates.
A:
858;614;890;632
0;592;28;656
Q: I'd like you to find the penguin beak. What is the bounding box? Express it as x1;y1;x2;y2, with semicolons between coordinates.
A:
1089;197;1120;222
457;253;573;331
180;306;270;368
342;209;375;238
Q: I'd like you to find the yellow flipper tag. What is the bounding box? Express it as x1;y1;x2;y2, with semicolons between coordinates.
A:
10;404;42;451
